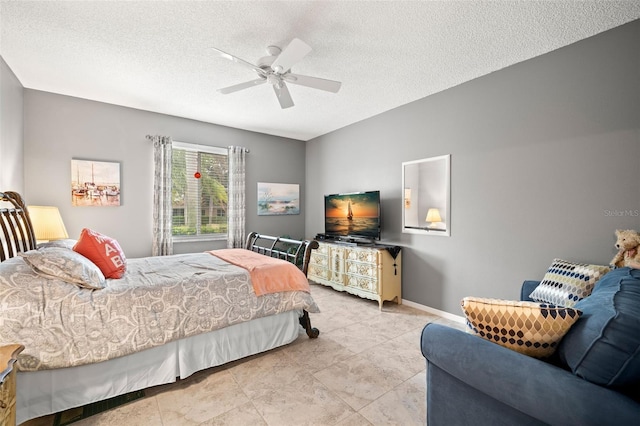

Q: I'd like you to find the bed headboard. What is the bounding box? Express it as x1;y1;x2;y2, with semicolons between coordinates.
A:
245;232;319;277
0;191;37;262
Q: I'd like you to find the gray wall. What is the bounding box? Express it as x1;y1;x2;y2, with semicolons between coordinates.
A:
9;21;640;316
0;56;24;193
306;20;640;315
23;91;306;258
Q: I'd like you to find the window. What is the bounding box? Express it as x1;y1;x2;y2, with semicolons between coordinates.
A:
171;141;228;239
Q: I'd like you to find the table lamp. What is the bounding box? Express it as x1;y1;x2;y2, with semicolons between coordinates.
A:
425;208;443;229
27;206;69;243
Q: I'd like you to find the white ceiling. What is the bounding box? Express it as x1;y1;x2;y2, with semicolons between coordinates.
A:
2;1;639;141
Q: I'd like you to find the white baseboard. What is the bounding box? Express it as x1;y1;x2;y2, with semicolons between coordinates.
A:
402;299;465;324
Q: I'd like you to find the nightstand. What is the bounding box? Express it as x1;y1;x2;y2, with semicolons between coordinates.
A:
1;344;24;426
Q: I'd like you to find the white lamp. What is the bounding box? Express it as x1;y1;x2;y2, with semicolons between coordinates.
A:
425;208;443;229
27;206;69;242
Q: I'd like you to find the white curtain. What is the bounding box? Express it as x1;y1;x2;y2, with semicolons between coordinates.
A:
227;146;247;248
151;135;173;256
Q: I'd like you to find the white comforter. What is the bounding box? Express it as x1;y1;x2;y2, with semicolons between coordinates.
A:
0;253;319;371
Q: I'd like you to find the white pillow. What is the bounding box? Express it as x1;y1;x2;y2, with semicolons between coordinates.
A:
20;247;106;289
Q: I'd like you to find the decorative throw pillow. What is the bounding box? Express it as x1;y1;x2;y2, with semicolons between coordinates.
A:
19;247;106;289
529;258;610;308
73;228;127;279
461;297;582;358
557;267;640;388
37;239;78;250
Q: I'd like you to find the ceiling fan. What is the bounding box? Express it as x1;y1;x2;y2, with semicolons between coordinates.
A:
212;38;341;109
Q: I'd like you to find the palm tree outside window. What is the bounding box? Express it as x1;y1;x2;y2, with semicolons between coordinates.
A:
171;141;228;239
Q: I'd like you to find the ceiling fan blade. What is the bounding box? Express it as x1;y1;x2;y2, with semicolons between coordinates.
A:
283;73;342;93
218;78;266;94
211;47;267;77
273;83;294;109
271;38;312;74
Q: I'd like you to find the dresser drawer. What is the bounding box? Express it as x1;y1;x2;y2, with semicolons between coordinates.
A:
345;247;378;264
346;274;378;293
308;265;329;280
310;252;329;267
345;261;377;279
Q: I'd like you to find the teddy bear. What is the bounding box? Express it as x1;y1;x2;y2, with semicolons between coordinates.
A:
610;229;640;268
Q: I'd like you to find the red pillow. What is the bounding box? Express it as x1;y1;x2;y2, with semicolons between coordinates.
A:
73;228;127;279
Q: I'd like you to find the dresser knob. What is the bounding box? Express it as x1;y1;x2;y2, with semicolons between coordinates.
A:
0;400;7;409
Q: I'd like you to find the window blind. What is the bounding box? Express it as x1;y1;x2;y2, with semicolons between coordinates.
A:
171;142;228;237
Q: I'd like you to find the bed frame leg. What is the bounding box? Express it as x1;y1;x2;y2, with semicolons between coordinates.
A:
299;310;320;338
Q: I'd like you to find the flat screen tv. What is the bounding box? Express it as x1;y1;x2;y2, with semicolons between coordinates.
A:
324;190;381;241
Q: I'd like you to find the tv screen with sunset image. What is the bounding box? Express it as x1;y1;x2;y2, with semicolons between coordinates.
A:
324;191;381;240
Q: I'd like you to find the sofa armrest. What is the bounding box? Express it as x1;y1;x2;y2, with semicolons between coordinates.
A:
520;280;540;301
421;323;640;426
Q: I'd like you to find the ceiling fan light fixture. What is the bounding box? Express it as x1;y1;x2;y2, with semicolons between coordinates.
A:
266;45;281;56
212;38;342;108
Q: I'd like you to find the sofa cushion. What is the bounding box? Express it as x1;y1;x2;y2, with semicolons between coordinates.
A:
461;297;581;358
557;267;640;388
529;258;610;308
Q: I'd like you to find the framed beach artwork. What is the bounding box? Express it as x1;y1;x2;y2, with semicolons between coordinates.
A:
257;182;300;216
71;159;121;207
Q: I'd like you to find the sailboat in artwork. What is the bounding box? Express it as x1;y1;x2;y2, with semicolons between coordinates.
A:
347;201;353;220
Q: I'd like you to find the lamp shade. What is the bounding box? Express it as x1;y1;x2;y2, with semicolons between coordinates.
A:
28;206;69;241
425;208;442;223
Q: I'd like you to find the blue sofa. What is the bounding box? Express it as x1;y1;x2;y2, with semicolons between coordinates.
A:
421;267;640;426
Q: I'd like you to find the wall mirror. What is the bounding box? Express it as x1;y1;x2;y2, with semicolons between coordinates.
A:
402;154;451;236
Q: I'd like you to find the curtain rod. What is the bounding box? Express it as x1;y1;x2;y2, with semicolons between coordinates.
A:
229;146;250;153
145;135;249;153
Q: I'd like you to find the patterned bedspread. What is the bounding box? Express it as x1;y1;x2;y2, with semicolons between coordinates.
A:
0;252;319;371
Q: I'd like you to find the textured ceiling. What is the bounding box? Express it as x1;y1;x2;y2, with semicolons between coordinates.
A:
2;1;639;141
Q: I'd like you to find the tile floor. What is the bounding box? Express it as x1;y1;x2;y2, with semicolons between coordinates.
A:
22;283;465;426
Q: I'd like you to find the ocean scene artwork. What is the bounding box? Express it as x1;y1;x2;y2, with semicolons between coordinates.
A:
71;159;121;206
257;182;300;215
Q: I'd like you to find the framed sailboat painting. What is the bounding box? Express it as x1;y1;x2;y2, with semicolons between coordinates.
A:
71;159;121;207
257;182;300;215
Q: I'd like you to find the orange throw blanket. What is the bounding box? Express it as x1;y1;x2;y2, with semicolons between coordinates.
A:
208;249;310;296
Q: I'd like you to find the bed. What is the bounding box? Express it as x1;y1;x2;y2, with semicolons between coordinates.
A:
0;191;320;424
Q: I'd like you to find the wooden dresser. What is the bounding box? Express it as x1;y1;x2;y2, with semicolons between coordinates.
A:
308;240;402;309
1;344;24;426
